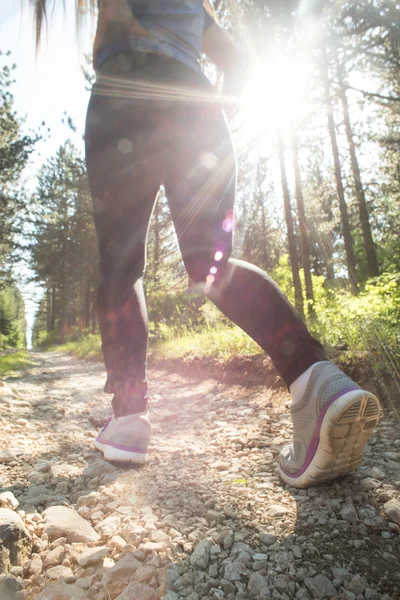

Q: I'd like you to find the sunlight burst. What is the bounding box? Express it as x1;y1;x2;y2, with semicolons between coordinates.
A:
241;51;312;136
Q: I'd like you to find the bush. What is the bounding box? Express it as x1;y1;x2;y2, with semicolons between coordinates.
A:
148;288;224;339
35;330;64;349
315;272;400;350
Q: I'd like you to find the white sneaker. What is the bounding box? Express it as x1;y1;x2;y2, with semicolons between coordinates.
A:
94;412;151;464
279;362;381;488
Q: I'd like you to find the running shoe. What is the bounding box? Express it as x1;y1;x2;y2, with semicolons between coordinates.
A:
279;361;381;488
95;412;151;464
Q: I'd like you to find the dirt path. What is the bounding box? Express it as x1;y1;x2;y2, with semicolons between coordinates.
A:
0;352;399;600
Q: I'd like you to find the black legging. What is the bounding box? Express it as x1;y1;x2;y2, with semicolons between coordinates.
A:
85;51;326;416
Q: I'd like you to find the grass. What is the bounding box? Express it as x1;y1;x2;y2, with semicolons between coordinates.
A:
47;325;262;363
151;325;261;360
54;334;103;361
0;350;34;378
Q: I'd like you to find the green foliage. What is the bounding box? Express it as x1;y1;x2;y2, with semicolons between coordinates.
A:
226;478;248;486
0;52;38;270
263;255;400;375
30;141;98;342
51;334;102;361
316;273;400;354
26;0;400;384
46;266;400;395
147;290;207;336
34;329;64;349
0;350;33;377
153;323;259;360
0;282;26;350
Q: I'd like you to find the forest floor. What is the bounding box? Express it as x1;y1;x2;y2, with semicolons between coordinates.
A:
0;351;399;600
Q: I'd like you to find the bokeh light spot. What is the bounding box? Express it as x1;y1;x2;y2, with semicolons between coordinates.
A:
222;217;233;232
201;152;218;170
118;138;132;154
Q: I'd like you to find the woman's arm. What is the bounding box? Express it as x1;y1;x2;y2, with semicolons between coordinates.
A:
201;20;250;113
93;0;155;68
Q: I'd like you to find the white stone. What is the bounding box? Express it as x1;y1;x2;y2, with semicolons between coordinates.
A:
24;553;43;576
43;545;65;569
384;498;400;525
43;506;100;543
0;449;17;463
94;515;121;537
35;461;51;473
0;491;19;510
141;541;164;552
114;583;157;600
36;582;85;599
77;546;108;567
46;565;73;580
149;529;169;543
267;504;290;517
106;552;142;583
121;523;147;545
50;464;81;478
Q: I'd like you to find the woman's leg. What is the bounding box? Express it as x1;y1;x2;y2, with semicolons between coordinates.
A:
164;101;326;387
85;60;163;417
165;98;380;489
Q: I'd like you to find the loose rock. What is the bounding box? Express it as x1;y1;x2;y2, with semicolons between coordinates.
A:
36;582;86;599
0;449;17;464
43;506;100;543
106;552;142;583
114;582;158;600
304;574;337;599
45;565;73;580
248;572;269;598
76;546;108;567
340;504;358;523
383;498;400;525
0;508;32;572
190;538;211;570
0;492;19;510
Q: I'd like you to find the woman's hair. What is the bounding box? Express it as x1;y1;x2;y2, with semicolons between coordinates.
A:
203;0;215;19
30;0;97;47
31;1;215;48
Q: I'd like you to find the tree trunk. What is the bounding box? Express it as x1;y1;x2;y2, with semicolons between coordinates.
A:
50;286;56;332
276;128;304;317
46;287;51;332
153;192;161;292
258;194;269;270
60;245;68;339
322;46;358;293
336;58;379;278
60;203;70;338
91;291;97;333
84;282;91;330
291;130;315;318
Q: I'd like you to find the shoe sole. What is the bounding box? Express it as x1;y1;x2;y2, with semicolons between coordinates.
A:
94;439;147;464
279;389;381;488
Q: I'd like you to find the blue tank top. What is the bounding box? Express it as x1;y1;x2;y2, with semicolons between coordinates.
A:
96;0;214;75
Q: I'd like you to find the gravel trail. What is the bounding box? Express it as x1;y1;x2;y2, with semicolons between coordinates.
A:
0;351;399;600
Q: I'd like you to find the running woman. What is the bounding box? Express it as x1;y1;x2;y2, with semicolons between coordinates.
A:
31;0;381;488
